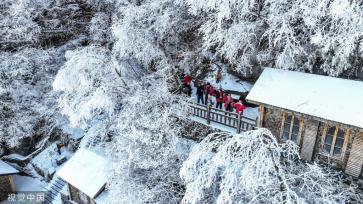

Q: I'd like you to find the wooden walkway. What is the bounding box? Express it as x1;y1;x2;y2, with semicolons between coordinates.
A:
189;103;257;133
173;73;257;133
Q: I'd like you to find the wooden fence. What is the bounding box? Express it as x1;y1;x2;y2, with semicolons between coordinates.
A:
189;103;257;133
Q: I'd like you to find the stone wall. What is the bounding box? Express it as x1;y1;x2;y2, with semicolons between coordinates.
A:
262;107;283;139
0;176;13;202
69;184;83;204
69;184;92;204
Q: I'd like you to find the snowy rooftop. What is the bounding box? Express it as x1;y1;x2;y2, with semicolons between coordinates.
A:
57;148;109;199
0;160;19;176
247;68;363;129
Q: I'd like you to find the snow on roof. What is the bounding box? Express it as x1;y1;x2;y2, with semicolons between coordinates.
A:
246;68;363;129
57;148;109;199
0;160;19;176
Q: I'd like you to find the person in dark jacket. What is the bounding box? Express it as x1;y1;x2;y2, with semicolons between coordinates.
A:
239;93;247;105
204;82;210;105
196;83;204;104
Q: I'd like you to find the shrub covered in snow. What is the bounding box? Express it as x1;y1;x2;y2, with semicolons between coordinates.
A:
0;48;60;149
181;128;362;203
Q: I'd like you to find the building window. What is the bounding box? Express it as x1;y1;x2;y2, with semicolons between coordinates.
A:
281;113;300;143
322;126;347;158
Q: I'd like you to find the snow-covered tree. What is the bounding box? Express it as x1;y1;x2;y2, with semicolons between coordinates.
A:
53;46;121;128
311;0;363;76
52;4;197;199
106;74;193;203
178;0;363;77
52;45;195;203
0;0;41;44
0;48;57;149
181;128;362;203
89;12;112;45
112;0;200;73
177;0;266;76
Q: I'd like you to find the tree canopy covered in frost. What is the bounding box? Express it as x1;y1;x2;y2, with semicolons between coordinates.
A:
53;46;120;128
181;128;362;204
53;1;197;200
0;0;110;154
0;48;60;149
178;0;363;77
106;75;192;203
112;0;198;71
0;1;40;43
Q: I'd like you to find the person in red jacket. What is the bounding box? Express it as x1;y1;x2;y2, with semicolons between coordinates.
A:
233;100;246;115
215;88;224;109
184;75;192;84
223;94;233;112
208;85;214;96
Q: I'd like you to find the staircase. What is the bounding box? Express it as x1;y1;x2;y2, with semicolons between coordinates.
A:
43;176;67;204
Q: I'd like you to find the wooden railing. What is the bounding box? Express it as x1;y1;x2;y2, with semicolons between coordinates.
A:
189;103;257;133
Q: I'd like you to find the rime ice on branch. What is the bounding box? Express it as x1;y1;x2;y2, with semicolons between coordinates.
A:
181;128;362;204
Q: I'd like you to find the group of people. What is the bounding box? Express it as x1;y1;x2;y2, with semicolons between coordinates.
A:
196;82;247;115
178;68;247;116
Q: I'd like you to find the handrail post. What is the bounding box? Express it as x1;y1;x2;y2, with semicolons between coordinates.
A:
207;105;211;124
237;112;242;134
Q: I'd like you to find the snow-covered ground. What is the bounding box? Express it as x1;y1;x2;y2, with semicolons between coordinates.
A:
205;67;253;93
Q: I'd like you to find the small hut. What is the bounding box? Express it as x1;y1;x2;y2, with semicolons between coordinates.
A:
0;160;19;201
247;68;363;177
57;149;109;204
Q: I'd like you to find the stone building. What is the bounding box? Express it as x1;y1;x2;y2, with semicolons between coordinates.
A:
246;68;363;177
0;160;19;202
57;148;109;204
